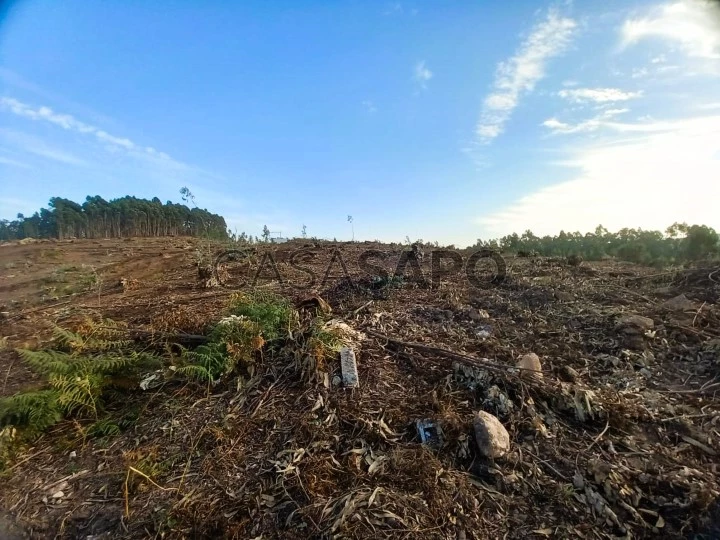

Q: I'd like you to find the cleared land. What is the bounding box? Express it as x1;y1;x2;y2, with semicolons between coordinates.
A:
0;237;719;539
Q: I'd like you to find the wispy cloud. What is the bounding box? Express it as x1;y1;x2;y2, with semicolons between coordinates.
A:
0;97;177;163
698;102;720;110
0;155;31;168
0;95;207;180
413;61;433;89
542;108;630;134
0;68;118;127
383;2;403;15
621;0;720;60
476;7;576;143
558;87;643;103
382;3;417;16
0;129;88;166
480;114;720;236
362;100;377;114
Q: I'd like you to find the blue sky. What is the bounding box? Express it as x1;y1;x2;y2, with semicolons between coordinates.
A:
1;0;719;245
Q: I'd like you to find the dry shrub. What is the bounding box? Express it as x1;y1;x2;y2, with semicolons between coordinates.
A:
151;305;212;335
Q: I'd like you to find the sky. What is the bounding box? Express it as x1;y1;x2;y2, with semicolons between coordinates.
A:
1;0;719;246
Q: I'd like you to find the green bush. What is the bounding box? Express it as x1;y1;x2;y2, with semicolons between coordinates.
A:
176;291;295;383
227;290;294;341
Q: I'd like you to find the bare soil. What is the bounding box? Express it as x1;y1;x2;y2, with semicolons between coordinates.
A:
0;237;719;539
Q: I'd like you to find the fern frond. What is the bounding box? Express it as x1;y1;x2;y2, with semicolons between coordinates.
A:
84;338;133;352
74;355;134;375
87;419;121;438
175;365;214;382
0;390;62;431
16;349;73;376
52;325;85;351
8;322;164;435
49;374;103;416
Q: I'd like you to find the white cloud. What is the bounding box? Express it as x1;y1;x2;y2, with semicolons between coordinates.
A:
414;61;433;88
362;100;377;113
0;96;197;172
0;155;31;168
542;116;604;134
479;114;720;236
0;97;138;149
0;97;95;133
95;130;134;149
621;0;720;60
558;87;643;103
476;8;576;143
0;129;88;166
541;108;658;135
383;3;403;15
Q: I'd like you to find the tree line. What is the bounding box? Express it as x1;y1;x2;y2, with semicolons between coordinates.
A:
474;223;720;265
0;195;228;241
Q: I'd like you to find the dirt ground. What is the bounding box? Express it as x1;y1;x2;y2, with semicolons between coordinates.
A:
0;237;719;539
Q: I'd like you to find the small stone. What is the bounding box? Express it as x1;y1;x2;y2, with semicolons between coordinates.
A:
616;314;654;333
661;294;697;312
468;308;490;321
69;451;76;458
559;365;580;382
516;353;543;380
298;294;332;315
51;491;65;499
653;286;674;296
331;375;342;386
473;411;510;458
554;291;574;302
573;472;585;490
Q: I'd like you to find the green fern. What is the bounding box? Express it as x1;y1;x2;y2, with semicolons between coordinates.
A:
52;324;132;353
52;326;85;350
0;390;62;431
228;290;293;341
87;419;121;438
16;349;74;376
49;373;103;416
2;323;160;434
175;364;214;382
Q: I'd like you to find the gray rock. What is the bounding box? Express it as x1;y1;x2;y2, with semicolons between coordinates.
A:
473;411;510;458
616;314;654;333
653;286;675;296
573;472;585;490
661;294;697;312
